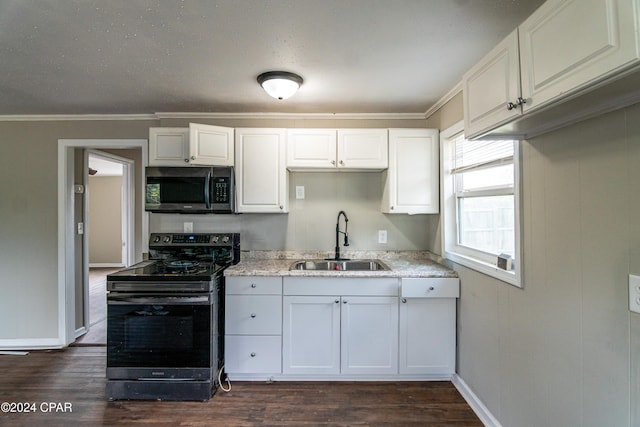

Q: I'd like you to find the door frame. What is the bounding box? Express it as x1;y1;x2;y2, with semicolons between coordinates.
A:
58;139;147;347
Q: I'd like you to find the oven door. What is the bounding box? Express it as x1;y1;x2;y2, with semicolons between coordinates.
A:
106;293;217;381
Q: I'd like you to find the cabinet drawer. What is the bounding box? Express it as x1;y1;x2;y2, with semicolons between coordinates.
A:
225;335;282;374
400;278;459;298
226;276;282;295
225;295;282;335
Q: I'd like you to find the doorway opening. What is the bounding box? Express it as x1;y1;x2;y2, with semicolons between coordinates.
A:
75;151;134;345
57;139;147;348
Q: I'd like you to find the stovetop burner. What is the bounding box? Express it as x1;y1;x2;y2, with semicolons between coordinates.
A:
163;259;202;273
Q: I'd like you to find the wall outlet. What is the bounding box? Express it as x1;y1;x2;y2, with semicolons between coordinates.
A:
183;222;193;233
378;230;387;244
630;275;640;314
296;186;305;200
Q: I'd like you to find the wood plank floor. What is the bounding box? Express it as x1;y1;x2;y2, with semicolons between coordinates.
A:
75;267;120;346
0;347;482;426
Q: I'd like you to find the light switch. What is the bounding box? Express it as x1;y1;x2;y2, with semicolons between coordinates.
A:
630;275;640;314
296;186;305;200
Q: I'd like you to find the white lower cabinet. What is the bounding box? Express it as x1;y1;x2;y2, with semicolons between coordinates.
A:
399;278;459;376
224;277;282;379
282;277;399;377
225;275;459;380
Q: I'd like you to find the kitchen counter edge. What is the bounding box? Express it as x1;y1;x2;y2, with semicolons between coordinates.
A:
224;251;458;279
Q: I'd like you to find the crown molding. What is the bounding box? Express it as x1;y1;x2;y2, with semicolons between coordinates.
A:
154;112;427;120
0;111;430;122
0;114;157;122
424;81;463;119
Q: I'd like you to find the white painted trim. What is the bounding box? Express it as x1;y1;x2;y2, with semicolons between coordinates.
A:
0;114;156;121
424;82;463;119
88;263;125;268
58;139;147;348
452;374;502;427
155;112;427;120
0;112;428;122
0;338;64;350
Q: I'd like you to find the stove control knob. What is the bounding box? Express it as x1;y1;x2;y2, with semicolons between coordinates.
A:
222;236;230;243
212;235;220;243
152;235;161;243
163;235;171;243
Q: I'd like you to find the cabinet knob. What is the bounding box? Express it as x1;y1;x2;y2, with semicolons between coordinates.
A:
390;206;394;210
331;160;336;165
184;158;189;163
516;96;527;106
279;205;283;210
339;160;344;166
251;283;256;288
506;102;518;111
191;156;196;160
250;352;256;357
343;300;348;304
335;299;340;304
250;313;256;318
402;298;407;303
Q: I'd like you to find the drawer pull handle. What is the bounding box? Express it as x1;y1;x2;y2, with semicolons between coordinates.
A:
250;352;256;357
250;313;256;318
428;286;435;291
402;298;407;303
251;283;257;288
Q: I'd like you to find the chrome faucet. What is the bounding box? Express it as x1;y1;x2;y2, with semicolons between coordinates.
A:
333;210;350;260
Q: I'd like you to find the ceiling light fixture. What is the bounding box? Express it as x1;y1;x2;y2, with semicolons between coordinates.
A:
257;71;303;100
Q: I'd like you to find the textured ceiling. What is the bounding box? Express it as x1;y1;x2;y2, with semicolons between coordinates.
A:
0;0;545;115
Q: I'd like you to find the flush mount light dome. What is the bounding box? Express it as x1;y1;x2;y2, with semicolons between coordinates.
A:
257;71;303;100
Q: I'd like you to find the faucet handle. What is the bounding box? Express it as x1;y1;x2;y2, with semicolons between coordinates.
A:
344;233;349;246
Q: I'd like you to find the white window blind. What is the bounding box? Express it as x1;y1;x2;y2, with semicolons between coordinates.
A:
452;138;514;174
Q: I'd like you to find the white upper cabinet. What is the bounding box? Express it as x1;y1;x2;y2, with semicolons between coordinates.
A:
519;0;639;112
463;30;522;139
463;0;640;140
286;129;337;168
336;129;388;169
188;123;235;166
149;123;234;166
287;128;388;170
235;128;288;213
148;128;190;166
382;129;439;214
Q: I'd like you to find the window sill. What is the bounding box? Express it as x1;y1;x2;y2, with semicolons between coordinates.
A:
444;250;521;288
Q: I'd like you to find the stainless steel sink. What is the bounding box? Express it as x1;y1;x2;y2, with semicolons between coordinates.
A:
289;259;390;271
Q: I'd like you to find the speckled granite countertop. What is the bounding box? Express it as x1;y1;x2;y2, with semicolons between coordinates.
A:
224;250;458;278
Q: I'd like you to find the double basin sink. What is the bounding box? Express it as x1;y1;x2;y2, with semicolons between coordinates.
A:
289;259;390;271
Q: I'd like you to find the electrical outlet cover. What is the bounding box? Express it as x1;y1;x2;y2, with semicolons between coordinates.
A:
630;275;640;314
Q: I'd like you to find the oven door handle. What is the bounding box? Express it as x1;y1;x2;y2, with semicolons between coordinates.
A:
107;294;213;305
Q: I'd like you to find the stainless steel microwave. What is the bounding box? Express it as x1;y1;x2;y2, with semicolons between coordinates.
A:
145;166;235;214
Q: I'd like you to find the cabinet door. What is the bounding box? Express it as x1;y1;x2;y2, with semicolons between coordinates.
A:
399;298;456;375
340;296;398;375
148;128;189;166
282;296;340;375
337;129;388;169
463;29;522;139
235;128;288;213
383;129;439;214
188;123;234;166
519;0;639;113
286;129;337;169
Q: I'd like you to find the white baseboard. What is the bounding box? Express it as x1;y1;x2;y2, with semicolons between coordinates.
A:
0;338;64;351
89;263;124;268
452;374;503;427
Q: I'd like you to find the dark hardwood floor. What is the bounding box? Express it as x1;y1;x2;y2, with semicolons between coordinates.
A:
0;347;482;426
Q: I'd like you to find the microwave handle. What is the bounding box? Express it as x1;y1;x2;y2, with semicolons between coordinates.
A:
204;171;211;209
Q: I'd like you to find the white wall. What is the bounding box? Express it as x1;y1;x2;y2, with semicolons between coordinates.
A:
444;105;640;426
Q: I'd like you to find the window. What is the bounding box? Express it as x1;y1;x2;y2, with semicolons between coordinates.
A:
442;121;522;287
